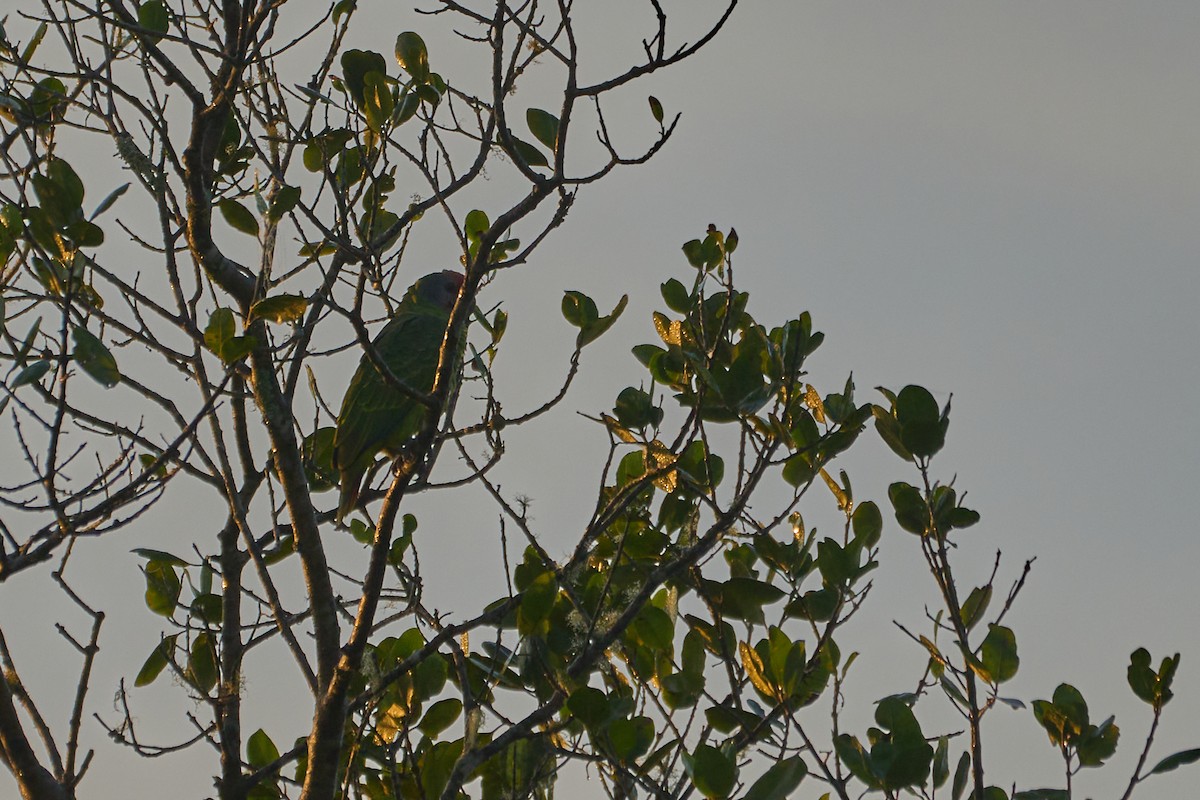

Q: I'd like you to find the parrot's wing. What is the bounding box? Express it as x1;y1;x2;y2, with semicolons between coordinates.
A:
333;308;451;520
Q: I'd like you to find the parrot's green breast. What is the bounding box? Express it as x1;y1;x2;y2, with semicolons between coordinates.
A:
333;271;463;521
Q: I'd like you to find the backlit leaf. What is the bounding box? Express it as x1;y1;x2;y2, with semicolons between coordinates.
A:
134;636;176;687
743;756;805;800
218;199;259;236
504;135;549;169
649;95;664;123
526;108;560;153
1150;748;1200;775
394;32;429;82
144;560;181;617
683;744;737;799
12;360;51;389
138;0;169;41
247;729;280;768
248;294;307;325
72;326;121;387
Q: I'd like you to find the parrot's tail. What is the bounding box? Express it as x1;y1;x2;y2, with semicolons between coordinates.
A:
336;468;362;523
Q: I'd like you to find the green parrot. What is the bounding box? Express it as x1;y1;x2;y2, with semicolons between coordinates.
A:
333;270;465;521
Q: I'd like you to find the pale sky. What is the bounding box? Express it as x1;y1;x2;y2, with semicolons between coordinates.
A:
3;2;1198;797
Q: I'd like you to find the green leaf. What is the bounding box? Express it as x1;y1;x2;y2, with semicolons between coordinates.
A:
648;95;664;124
134;636;176;687
895;384;946;457
413;653;448;701
518;571;557;635
1150;747;1200;775
267;185;300;222
11;360;51;389
219;336;255;363
205;307;236;355
785;588;838;622
218;199;260;236
72;326;121;388
739;640;776;699
14;318;41;364
90;181;129;219
393;90;420;125
21;22;49;64
187;633;218;694
526;108;560;153
677;440;723;489
614;386;663;430
629;605;674;651
247;729;280;768
978;624;1019;684
888;482;928;535
504;135;549;169
960;585;992;631
896;384;938;426
1052;683;1089;728
782;452;819;488
817;538;856;586
45;157;86;213
660;669;705;710
414;82;442;106
561;290;597;329
31;77;67;124
480;737;552;800
567;687;609;729
143;560;181;617
1127;648;1179;708
742;756;805;800
137;0;169;41
332;0;355;23
932;737;950;788
718;578;784;625
248;294;307;325
1034;684;1090;746
872;401;913;462
65;220;104;248
851;501;882;547
340;49;387;106
131;548;188;566
204;309;254;363
1127;647;1156;704
681;232;724;271
394;32;430;82
362;70;394;132
948;751;971;800
683;744;737;799
608;716;654;762
660;278;691;313
703;704;749;735
190;593;223;625
463;209;489;243
420;740;463;800
136;451;169;477
870;700;935;789
578;294;628;348
1076;715;1119;766
419;698;463;738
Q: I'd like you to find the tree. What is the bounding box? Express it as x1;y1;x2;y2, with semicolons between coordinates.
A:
0;3;1195;800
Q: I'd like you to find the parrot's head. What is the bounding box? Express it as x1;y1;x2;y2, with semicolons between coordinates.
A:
408;270;465;312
